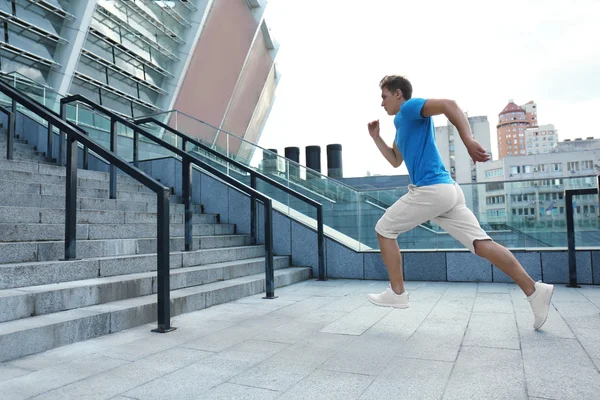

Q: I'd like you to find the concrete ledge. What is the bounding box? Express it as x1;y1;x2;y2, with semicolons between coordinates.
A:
325;244;599;284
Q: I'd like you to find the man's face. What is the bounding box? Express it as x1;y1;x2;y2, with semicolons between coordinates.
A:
381;87;403;115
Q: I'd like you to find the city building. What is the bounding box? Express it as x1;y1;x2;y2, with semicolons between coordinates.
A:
435;115;491;183
0;0;279;149
521;100;538;128
496;100;530;159
525;124;558;155
475;139;600;223
496;100;560;159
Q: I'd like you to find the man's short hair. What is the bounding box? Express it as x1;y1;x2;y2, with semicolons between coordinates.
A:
379;75;413;100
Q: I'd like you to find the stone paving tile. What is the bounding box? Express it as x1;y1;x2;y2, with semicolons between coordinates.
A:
443;346;527;400
278;369;374;400
359;357;453;400
521;338;600;400
2;280;600;400
200;383;280;400
463;312;520;350
319;305;391;335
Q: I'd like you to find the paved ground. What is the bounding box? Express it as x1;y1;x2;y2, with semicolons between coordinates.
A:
1;279;600;400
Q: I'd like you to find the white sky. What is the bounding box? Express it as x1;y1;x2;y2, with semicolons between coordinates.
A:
259;0;600;178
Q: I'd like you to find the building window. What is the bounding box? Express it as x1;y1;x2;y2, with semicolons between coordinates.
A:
486;195;505;204
536;164;548;172
523;165;533;173
510;166;521;174
582;160;593;170
552;163;562;172
485;169;503;178
487;209;506;218
486;182;505;191
567;161;580;171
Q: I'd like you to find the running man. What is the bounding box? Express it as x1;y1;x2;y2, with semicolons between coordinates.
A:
367;75;553;330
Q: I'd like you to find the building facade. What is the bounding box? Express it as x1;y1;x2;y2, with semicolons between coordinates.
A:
435;115;491;184
0;0;278;149
496;101;530;159
475;139;600;223
525;124;558;155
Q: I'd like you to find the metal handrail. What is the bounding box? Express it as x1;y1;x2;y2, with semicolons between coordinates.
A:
60;94;282;297
0;103;16;160
134;117;327;280
0;79;174;333
565;175;600;288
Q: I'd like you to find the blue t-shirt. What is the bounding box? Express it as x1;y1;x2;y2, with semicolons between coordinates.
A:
394;98;454;187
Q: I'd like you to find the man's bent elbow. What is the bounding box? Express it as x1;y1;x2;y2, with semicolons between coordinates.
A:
443;99;459;113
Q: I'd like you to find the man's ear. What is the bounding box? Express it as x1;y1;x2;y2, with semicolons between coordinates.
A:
395;89;403;99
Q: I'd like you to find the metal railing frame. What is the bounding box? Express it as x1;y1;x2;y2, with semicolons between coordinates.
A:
0;102;16;160
0;79;174;333
61;95;282;297
565;175;600;288
134;117;327;281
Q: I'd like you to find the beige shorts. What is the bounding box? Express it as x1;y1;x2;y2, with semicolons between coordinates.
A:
375;183;492;253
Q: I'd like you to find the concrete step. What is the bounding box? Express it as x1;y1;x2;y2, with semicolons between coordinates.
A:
0;159;152;188
0;167;157;194
0;267;311;362
0;150;48;163
0;206;217;225
0;140;36;152
0;234;253;264
0;256;291;323
0;193;190;213
0;243;263;286
0;180;169;203
0;222;235;242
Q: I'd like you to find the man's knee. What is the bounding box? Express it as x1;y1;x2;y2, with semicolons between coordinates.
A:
473;239;493;256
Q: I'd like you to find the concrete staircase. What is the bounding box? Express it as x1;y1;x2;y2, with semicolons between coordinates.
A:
0;132;311;362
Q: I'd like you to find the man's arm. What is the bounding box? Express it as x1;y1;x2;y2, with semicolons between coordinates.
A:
368;120;404;168
373;136;404;168
421;99;490;162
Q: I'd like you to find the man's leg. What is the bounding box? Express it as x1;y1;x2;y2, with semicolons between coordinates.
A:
473;240;535;296
432;184;554;329
369;184;460;308
473;240;553;330
378;233;404;295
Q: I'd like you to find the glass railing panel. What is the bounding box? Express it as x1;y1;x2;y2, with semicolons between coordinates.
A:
357;176;599;251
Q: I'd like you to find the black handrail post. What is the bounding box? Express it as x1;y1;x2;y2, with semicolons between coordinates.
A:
263;199;276;299
64;132;78;260
317;205;326;281
46;122;53;162
565;186;598;288
109;117;117;199
133;130;139;167
565;191;579;288
250;174;257;245
6;109;15;161
152;188;175;333
183;157;193;251
59;101;66;166
82;130;89;170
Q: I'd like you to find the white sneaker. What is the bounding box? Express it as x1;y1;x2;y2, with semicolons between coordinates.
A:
527;281;554;330
367;286;409;309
